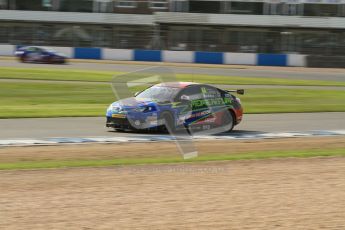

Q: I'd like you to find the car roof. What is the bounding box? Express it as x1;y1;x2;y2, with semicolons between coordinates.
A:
19;46;40;50
154;82;200;88
21;46;50;50
22;46;38;49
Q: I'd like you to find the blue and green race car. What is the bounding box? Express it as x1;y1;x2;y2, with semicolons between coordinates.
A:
106;82;243;133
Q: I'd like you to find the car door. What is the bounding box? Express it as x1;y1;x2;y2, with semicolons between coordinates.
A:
39;48;50;61
26;47;42;61
198;85;230;126
176;85;222;127
174;85;203;126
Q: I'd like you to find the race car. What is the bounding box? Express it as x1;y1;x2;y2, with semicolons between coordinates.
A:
106;82;244;133
14;46;67;64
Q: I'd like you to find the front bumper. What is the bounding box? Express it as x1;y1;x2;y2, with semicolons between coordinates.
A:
106;117;134;130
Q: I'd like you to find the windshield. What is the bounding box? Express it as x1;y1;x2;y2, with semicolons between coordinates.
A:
136;86;179;103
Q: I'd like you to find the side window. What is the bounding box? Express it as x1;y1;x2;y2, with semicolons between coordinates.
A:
200;85;221;100
28;47;40;53
218;88;233;106
200;85;233;107
36;48;43;53
177;86;202;101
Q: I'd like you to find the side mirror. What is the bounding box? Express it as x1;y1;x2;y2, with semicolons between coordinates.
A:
236;89;245;95
226;89;245;95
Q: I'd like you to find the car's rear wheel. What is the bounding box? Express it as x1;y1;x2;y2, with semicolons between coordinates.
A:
223;110;235;132
20;56;27;63
44;56;52;64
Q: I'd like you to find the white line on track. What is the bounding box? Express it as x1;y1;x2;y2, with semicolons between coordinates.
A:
0;130;344;147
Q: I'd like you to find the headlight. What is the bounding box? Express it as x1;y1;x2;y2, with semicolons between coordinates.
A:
107;104;123;113
14;51;24;56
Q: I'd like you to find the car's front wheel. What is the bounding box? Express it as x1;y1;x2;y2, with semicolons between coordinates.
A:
160;112;176;133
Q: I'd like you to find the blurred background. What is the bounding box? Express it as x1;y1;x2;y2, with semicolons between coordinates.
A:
0;0;344;56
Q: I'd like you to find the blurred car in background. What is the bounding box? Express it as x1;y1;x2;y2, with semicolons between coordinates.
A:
14;46;67;64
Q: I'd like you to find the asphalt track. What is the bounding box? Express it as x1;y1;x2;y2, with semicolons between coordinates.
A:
1;59;345;82
0;112;344;139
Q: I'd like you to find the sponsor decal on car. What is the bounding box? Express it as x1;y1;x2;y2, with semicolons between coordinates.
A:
191;97;232;109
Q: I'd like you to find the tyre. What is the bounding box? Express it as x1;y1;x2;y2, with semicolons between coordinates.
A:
20;56;27;63
45;56;53;64
222;110;235;132
161;112;176;133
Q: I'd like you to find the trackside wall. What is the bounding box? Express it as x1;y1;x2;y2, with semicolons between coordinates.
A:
1;45;307;67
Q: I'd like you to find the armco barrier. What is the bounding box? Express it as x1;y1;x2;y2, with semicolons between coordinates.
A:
257;53;287;66
103;48;132;61
224;52;256;65
195;51;223;64
74;47;102;59
0;44;14;56
134;49;161;62
3;45;307;67
50;46;73;58
287;54;306;67
162;50;194;63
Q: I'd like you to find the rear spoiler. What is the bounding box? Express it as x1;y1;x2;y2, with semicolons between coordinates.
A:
226;89;245;95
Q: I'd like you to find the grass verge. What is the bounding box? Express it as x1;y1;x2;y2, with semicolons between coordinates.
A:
1;81;344;118
241;88;345;113
1;67;345;86
0;148;344;170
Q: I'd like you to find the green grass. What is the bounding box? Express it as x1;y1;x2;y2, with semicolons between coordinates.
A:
0;148;344;170
241;88;345;113
0;67;117;82
0;81;114;118
1;67;345;118
181;74;345;87
1;81;344;118
1;67;345;86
